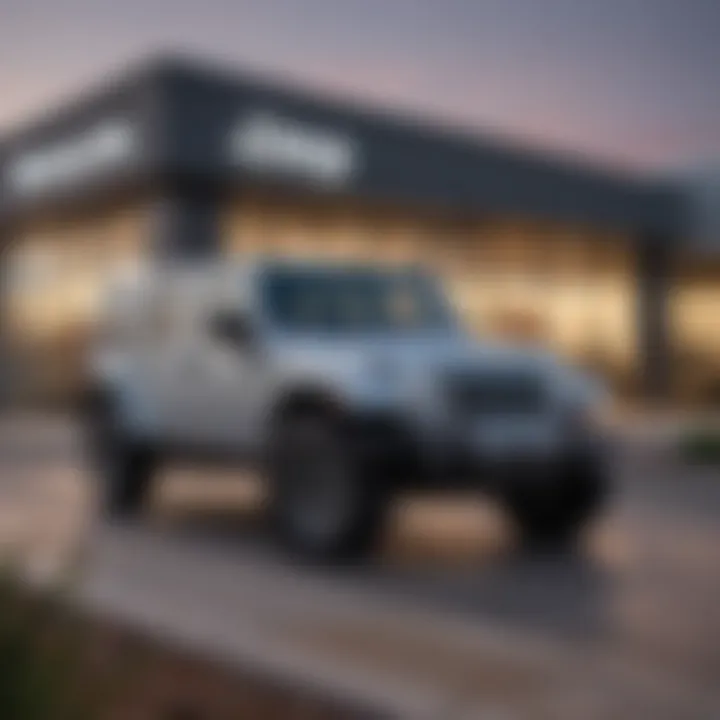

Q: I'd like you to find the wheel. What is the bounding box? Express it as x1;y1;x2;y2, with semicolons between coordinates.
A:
86;392;156;520
500;456;608;549
266;411;389;564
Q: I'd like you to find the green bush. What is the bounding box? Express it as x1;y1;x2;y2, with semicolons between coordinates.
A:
0;571;114;720
679;427;720;465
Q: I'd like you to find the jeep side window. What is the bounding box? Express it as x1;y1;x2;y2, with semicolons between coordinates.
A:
261;267;455;332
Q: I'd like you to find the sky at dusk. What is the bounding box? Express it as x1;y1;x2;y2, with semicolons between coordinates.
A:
1;0;719;175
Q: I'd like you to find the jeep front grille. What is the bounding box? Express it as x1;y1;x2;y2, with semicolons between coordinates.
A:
444;370;545;416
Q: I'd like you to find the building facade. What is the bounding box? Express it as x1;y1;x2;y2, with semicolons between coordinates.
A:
0;57;717;405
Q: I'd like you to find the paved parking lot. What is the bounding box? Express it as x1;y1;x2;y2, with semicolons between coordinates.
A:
1;414;719;718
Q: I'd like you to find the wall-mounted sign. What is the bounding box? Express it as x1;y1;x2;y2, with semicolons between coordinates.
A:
7;119;137;199
229;111;358;187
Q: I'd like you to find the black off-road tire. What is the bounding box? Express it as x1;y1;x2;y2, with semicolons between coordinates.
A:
501;457;608;549
266;411;389;564
86;392;157;520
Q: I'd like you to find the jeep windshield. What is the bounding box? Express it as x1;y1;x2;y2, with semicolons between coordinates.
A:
261;266;456;333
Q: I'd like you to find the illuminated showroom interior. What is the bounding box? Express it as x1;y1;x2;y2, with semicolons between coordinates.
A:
0;57;718;405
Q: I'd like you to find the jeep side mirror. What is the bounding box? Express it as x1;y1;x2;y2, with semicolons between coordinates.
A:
209;310;255;349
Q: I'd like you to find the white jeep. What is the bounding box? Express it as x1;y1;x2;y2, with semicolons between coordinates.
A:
87;259;610;561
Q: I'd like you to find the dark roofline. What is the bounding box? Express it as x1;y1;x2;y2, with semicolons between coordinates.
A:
1;51;668;192
0;55;171;153
0;53;685;235
155;52;659;192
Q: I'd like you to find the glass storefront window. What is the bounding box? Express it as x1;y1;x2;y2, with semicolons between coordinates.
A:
671;256;720;404
224;195;638;395
5;205;148;402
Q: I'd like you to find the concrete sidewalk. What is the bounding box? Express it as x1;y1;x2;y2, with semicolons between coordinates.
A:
2;413;719;719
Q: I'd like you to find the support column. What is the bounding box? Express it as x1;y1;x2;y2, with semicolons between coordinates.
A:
637;232;673;403
149;183;224;261
0;226;14;408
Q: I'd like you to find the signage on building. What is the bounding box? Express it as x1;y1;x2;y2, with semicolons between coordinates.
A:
7;119;137;199
229;111;358;187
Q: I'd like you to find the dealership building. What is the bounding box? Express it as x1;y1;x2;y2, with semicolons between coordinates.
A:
0;56;718;405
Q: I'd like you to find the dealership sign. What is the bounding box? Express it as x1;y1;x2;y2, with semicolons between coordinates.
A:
7;119;137;198
229;112;358;187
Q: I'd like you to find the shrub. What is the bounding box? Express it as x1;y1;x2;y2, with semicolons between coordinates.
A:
679;427;720;465
0;571;114;720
